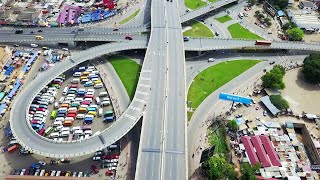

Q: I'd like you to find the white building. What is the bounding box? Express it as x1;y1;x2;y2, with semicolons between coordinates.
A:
288;10;320;31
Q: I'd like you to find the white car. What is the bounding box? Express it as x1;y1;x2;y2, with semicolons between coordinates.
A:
78;172;83;177
92;156;101;161
263;110;267;116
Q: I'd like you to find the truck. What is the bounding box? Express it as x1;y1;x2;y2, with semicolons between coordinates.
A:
255;40;272;46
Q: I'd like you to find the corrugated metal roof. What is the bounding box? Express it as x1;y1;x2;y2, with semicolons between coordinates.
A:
260;96;280;116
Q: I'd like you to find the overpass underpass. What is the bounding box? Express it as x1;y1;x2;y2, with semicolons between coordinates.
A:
10;41;153;158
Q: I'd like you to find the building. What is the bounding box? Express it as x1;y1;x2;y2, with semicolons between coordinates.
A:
260;96;281;117
56;6;81;26
0;10;12;25
299;1;316;13
0;46;12;72
288;10;320;32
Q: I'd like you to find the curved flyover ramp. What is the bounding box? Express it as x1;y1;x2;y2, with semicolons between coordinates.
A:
10;41;149;158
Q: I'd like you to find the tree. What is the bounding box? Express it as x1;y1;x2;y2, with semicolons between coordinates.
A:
270;95;289;110
247;0;256;6
240;162;261;180
261;65;286;89
202;155;238;180
302;53;320;84
273;0;288;9
287;28;304;41
227;120;238;133
254;10;260;17
264;17;272;26
257;13;265;20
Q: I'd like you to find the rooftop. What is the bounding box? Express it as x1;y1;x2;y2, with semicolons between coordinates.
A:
260;96;281;116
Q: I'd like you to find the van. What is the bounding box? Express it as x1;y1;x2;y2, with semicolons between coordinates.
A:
101;101;111;106
88;111;96;117
71;78;80;84
68;107;77;112
238;12;244;19
54;102;59;109
55;125;63;132
78;108;87;113
63;121;73;126
65;117;75;122
59;97;65;104
84;130;92;136
81;78;89;84
50;111;57;119
71;126;81;132
94;80;102;85
58;107;68;112
85;114;94;119
76;114;85;119
62;87;68;95
55;117;65;122
75;97;83;102
74;129;83;136
60;104;69;108
60;131;70;137
50;132;60;138
94;83;103;89
62;48;69;51
53;121;62;127
73;72;81;77
99;92;108;97
82;125;91;131
67;94;76;98
60;127;70;132
82;72;89;76
80;76;87;81
39;101;49;106
84;98;93;103
98;108;103;117
91;78;99;82
65;97;74;102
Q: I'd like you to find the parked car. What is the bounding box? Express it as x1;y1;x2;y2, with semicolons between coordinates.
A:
93;156;101;161
91;165;99;174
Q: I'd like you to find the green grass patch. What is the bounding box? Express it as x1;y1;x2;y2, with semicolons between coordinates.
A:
209;125;229;157
216;15;232;23
187;60;260;114
187;111;194;121
183;20;214;38
185;0;217;9
119;9;140;25
109;56;141;100
228;23;263;40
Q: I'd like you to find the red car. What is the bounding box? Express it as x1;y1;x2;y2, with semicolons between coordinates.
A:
69;84;78;88
105;170;114;176
91;165;99;174
125;36;133;40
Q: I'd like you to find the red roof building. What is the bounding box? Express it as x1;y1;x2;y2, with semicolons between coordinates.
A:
241;136;260;165
251;136;272;167
260;135;282;167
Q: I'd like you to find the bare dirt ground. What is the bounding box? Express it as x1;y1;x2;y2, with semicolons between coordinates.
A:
281;68;320;115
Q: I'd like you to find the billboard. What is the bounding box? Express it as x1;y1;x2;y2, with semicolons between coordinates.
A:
219;93;252;104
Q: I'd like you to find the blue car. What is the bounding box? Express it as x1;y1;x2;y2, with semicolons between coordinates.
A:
31;163;40;169
84;81;93;87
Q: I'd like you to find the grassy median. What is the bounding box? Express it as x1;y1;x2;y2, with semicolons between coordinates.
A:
187;60;261;120
228;23;263;40
109;56;141;100
119;9;140;25
183;20;214;38
185;0;217;10
216;15;232;23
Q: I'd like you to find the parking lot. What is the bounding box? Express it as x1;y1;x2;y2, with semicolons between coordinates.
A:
28;63;116;142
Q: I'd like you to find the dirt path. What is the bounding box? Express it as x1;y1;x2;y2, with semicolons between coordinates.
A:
281;68;320;115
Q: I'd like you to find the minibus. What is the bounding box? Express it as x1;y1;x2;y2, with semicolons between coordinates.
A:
50;132;60;138
73;72;81;77
53;121;62;127
76;114;85;119
63;121;73;126
45;127;54;136
82;125;91;131
99;92;108;97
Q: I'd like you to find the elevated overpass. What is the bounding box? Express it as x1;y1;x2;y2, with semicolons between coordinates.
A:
184;38;320;51
10;40;153;158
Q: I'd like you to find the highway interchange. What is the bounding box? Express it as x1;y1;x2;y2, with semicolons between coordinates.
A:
5;0;320;179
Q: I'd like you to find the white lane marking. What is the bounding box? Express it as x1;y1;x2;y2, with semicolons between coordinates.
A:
135;98;146;103
140;77;151;80
129;106;141;111
124;114;136;120
136;91;149;96
138;84;150;88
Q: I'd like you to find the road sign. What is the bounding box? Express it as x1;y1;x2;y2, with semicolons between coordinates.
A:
219;93;251;104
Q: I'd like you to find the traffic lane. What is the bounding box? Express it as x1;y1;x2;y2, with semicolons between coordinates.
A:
135;29;166;180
